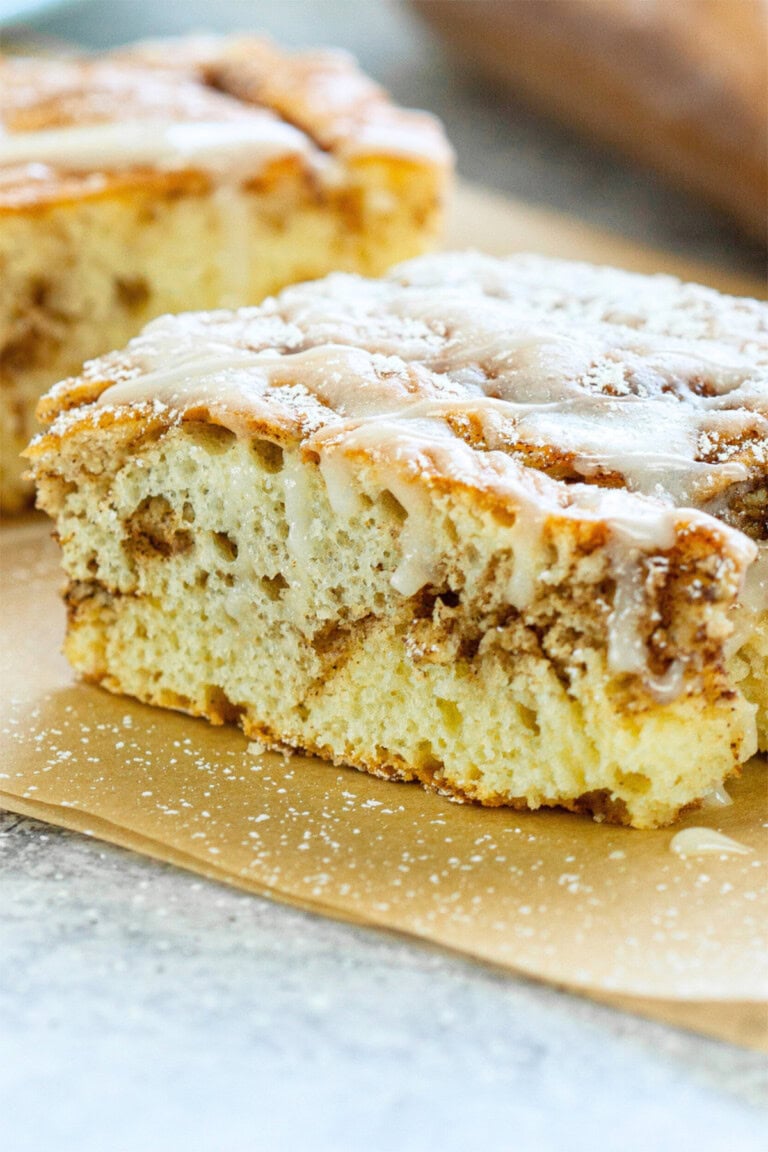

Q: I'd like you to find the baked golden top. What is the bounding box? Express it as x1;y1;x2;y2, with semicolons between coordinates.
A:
37;251;767;527
0;35;451;208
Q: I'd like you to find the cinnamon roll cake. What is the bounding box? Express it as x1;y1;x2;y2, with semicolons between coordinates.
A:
28;253;767;828
0;36;451;510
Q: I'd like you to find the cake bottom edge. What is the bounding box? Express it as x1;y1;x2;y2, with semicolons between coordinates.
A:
61;585;760;830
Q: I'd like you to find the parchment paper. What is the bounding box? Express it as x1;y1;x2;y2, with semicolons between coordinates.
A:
2;184;766;1049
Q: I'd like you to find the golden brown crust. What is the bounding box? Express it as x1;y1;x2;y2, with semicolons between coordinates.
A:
65;638;713;829
0;36;450;212
116;36;446;157
29;252;767;553
0;156;313;215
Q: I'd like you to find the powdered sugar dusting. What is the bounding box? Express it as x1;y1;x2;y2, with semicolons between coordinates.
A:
37;252;767;520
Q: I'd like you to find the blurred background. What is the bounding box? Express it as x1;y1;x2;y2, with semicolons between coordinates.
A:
2;0;766;280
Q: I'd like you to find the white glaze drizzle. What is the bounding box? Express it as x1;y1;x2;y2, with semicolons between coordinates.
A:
0;37;451;185
504;499;549;610
725;543;768;657
606;554;686;703
318;452;368;521
389;478;442;598
282;452;316;596
48;253;765;700
701;784;733;808
740;544;768;614
669;828;752;857
0;118;314;181
340;114;451;164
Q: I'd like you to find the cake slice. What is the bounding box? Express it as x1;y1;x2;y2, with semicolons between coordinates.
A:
0;36;451;511
28;253;767;828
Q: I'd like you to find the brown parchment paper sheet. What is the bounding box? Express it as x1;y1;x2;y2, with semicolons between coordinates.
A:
2;184;767;1050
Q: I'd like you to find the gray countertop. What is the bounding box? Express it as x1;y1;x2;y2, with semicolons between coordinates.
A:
2;810;767;1152
2;3;766;1149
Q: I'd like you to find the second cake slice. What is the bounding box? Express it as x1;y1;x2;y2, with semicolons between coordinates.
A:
0;35;451;509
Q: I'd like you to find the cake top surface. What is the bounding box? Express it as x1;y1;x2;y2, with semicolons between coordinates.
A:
38;251;768;537
0;35;450;206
